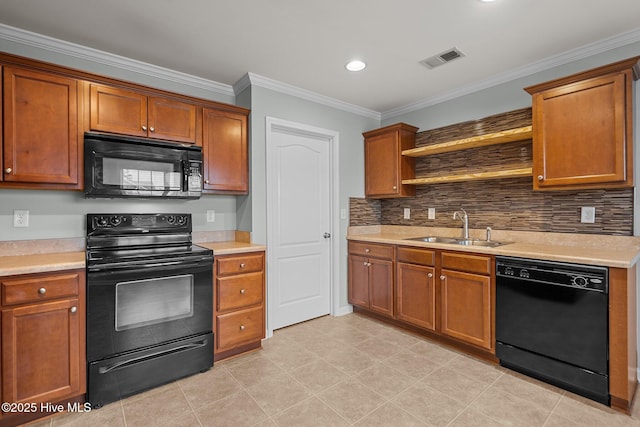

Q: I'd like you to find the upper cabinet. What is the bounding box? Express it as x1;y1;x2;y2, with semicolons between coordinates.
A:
89;83;198;144
2;66;81;188
364;123;418;198
202;107;249;194
525;57;640;191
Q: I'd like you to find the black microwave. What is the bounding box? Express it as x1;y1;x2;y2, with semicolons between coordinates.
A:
84;132;203;199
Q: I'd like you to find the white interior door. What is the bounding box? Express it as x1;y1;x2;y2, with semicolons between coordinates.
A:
267;118;335;331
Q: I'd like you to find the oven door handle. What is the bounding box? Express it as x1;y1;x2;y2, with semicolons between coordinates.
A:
87;257;212;274
97;339;209;374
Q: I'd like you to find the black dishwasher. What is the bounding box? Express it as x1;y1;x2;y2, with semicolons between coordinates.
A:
495;257;609;405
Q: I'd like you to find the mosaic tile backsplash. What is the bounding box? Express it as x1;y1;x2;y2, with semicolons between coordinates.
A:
350;108;634;236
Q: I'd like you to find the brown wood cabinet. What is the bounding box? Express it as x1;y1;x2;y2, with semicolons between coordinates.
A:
202;107;249;194
396;246;436;331
89;83;198;143
0;270;85;419
214;251;265;360
525;56;640;191
2;66;81;188
348;241;394;317
363;123;418;198
439;251;493;351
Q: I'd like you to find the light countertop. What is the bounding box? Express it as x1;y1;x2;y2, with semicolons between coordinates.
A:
0;240;266;277
348;225;640;268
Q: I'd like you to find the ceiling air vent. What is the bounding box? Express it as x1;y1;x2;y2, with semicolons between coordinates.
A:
420;47;465;69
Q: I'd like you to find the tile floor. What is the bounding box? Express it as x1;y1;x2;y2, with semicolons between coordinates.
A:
28;313;640;427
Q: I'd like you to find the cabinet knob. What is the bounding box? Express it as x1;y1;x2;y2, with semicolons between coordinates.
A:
70;306;77;313
392;186;397;190
204;180;210;184
149;127;155;132
365;248;370;253
4;167;12;174
142;125;148;131
240;289;246;295
427;273;433;278
239;325;245;331
537;175;544;181
240;263;246;268
38;287;46;295
440;275;445;280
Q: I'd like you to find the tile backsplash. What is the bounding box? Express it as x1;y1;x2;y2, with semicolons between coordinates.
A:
350;108;634;236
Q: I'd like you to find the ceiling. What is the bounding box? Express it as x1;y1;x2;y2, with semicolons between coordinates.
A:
1;0;640;115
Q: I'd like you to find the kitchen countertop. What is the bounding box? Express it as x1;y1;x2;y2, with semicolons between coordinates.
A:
348;225;640;268
0;240;266;277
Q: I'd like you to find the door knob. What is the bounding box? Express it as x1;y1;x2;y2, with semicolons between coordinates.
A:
324;232;331;239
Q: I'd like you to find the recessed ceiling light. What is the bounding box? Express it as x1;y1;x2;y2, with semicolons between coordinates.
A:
345;60;366;72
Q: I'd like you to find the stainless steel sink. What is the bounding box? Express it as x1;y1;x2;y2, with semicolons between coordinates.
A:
405;236;510;248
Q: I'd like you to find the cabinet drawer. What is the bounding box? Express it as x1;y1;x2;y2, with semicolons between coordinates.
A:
397;246;435;266
441;252;492;275
217;272;263;312
348;241;394;259
216;306;264;351
1;273;80;306
217;253;264;276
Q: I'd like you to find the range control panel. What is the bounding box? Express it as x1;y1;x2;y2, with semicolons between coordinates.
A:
87;213;191;234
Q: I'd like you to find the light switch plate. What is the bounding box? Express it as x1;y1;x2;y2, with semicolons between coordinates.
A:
581;206;595;223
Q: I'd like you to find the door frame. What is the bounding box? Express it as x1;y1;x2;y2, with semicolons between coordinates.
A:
265;116;340;338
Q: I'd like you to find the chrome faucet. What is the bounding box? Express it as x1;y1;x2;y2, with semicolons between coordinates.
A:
453;208;469;239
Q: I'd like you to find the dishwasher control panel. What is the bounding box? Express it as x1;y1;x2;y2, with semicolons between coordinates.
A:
496;257;608;292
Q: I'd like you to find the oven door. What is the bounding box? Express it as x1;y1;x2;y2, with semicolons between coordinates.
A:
87;257;212;362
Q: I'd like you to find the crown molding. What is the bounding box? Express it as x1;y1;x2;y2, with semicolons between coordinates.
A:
0;23;235;98
382;26;640;121
242;72;381;121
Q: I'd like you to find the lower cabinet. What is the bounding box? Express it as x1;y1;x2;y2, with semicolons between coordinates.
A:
0;270;86;422
348;241;495;355
348;242;395;318
214;251;265;360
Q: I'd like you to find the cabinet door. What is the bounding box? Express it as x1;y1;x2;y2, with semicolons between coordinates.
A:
396;262;436;330
348;254;370;307
148;96;197;143
202;107;248;193
2;298;83;404
3;67;79;185
365;132;405;198
532;73;630;190
440;269;492;350
369;257;394;317
89;84;147;137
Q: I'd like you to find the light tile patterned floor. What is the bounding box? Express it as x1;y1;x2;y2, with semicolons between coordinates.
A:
28;313;640;426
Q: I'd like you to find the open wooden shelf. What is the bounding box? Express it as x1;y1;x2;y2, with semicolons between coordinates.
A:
401;126;532;158
402;167;533;185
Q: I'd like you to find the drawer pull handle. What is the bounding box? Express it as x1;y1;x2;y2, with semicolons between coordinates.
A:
70;306;77;313
240;263;246;268
38;287;46;295
427;273;433;278
239;325;245;331
240;289;246;295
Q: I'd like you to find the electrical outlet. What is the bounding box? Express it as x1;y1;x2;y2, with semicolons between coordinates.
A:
403;208;411;219
13;210;29;227
581;206;595;223
428;208;436;220
206;210;216;222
